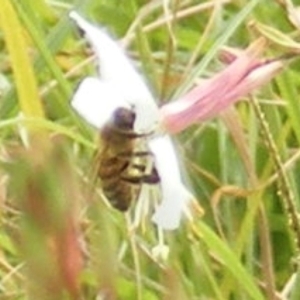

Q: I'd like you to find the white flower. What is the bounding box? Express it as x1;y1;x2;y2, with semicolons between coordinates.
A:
69;11;159;133
69;12;195;230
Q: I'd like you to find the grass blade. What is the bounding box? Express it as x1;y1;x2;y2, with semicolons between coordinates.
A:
0;0;45;119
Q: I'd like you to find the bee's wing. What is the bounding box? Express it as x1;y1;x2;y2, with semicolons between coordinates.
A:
85;142;103;197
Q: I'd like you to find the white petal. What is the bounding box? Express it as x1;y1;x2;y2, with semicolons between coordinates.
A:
151;191;190;230
69;11;159;133
71;77;130;129
149;135;193;230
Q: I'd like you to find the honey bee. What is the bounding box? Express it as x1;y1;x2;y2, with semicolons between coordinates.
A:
95;107;160;211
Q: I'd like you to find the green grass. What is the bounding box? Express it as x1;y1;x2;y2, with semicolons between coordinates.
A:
1;0;300;299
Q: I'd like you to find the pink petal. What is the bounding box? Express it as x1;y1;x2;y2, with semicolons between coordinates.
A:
195;59;284;121
160;39;267;133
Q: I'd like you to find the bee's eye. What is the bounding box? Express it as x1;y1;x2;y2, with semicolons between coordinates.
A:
113;108;136;128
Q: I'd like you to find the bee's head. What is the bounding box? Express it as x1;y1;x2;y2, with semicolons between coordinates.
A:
112;107;136;129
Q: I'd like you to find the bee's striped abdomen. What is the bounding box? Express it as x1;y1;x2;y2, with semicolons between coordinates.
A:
98;152;133;211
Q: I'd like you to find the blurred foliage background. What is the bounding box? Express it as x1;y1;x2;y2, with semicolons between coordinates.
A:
1;0;300;299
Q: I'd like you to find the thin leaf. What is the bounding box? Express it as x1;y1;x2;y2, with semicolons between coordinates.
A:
13;0;72;105
0;0;45;119
174;0;260;98
194;221;265;300
252;21;300;50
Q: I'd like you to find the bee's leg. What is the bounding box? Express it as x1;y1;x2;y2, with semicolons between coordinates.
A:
142;167;160;184
121;167;160;185
124;161;158;179
121;176;139;184
132;151;154;158
112;129;150;138
130;163;146;172
118;151;153;159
